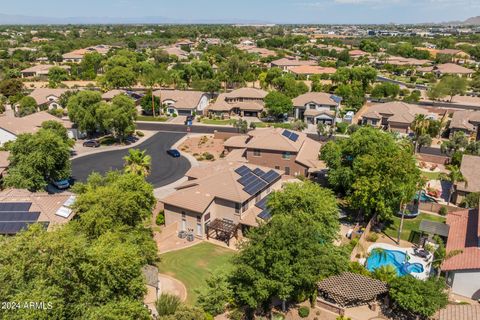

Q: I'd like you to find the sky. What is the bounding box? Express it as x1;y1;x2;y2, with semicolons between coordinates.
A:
1;0;479;24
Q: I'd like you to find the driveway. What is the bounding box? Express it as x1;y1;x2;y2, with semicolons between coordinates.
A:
72;132;191;188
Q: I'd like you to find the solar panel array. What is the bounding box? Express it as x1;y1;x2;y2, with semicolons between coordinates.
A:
235;165;282;196
253;168;265;176
261;170;281;183
282;130;299;142
257;210;272;221
235;165;251;177
243;179;267;196
0;202;48;235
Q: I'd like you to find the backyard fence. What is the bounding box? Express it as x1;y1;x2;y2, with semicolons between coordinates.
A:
418;202;459;214
349;214;376;261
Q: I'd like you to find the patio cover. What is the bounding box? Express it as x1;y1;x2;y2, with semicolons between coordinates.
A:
419;219;450;237
317;272;388;307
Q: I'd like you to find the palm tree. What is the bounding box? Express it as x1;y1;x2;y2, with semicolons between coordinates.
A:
373;265;397;283
123;149;152;177
410;114;431;153
439;165;467;205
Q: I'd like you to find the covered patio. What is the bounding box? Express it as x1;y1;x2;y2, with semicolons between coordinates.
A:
206;219;239;246
317;272;388;309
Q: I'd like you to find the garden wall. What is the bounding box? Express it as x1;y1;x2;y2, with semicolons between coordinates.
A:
416;153;448;165
316;298;345;315
418;202;459;214
349;215;376;261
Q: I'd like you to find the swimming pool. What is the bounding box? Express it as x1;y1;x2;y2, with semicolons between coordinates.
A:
415;190;436;203
366;249;424;276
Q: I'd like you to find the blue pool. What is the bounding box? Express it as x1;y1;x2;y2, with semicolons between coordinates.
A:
366;249;424;276
415;190;436;203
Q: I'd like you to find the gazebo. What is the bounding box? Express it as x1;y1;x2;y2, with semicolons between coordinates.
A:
205;219;238;246
317;272;388;308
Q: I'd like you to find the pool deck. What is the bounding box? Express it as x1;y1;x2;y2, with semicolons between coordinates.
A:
366;243;432;280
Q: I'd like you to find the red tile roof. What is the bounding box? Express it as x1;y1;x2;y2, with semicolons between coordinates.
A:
442;208;480;271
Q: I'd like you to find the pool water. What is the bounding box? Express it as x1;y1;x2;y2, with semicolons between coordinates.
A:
366;249;424;276
415;190;435;203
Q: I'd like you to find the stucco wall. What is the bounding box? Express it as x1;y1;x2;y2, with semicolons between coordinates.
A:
245;149;308;177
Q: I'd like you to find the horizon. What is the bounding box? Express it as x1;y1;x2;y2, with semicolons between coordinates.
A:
1;0;480;25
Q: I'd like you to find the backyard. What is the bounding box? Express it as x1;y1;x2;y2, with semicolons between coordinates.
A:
383;212;446;242
158;242;235;305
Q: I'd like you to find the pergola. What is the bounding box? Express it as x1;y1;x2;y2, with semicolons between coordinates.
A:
206;219;238;246
317;272;388;307
419;219;450;238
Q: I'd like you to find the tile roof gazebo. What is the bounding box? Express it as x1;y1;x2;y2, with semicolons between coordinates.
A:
317;272;388;307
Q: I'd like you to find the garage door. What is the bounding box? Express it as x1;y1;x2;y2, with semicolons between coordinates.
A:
178;110;192;116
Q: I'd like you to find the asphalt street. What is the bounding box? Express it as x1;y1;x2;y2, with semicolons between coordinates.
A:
72;131;190;188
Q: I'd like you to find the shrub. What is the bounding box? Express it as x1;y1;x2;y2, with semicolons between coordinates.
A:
366;232;379;242
172;113;177;117
298;306;310;318
249;122;257;129
203;152;214;161
336;122;348;134
156;211;165;226
439;206;448;216
155;293;181;316
136;130;144;137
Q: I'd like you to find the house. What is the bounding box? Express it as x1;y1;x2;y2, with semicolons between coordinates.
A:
0;189;76;235
436;49;471;63
0;111;73;145
292;92;341;126
62;45;111;63
417;63;474;77
0;151;9;178
101;89;143;103
381;56;431;67
153;89;208;116
436;304;480;320
449;110;480;140
163;46;189;60
270;57;317;71
360;101;432;134
162;161;284;242
287;65;336;79
442;206;480;299
27;88;71;110
208;88;268;117
20;64;70;78
224;127;326;177
454;155;480;205
236;45;276;58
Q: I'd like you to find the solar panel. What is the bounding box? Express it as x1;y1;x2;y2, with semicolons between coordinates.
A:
0;221;48;235
0;202;32;212
243;179;267;195
282;130;292;139
261;170;281;183
0;211;40;222
257;210;272;221
238;172;259;186
255;197;269;210
252;168;265;176
234;165;251;177
290;133;299;142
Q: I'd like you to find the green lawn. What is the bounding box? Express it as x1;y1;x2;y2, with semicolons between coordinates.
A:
136;115;169;122
200;118;236;125
158;242;235;305
383;212;446;242
421;171;441;181
253;122;293;129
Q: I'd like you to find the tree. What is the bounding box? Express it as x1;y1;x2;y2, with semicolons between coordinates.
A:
102;66;137;89
67;90;104;135
101;94;137;141
441;131;469;155
48;66;69;88
41;120;73;145
317;122;326;136
4;129;71;191
372;265;397;283
16;96;37;117
230;214;348;312
439;165;467;205
370;82;400;99
267;181;340;243
334;83;365;112
72;171;156;238
233;119;248;134
428;75;467;102
389;276;448;319
196;273;233;316
79;52;104;80
0;78;23;98
416;134;432;153
264;91;293;118
291;119;306;132
460;192;480;208
123;149;152;176
140;90;161;116
321;127;422;220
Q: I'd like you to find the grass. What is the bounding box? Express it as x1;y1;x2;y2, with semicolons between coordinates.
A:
383;212;446;242
200;118;236;125
421;171;441;181
253;122;293;129
158;242;235;305
136;115;169;122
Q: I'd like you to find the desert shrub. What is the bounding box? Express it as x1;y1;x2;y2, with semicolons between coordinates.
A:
439;206;448;216
203;152;214;161
155;293;181;316
136;130;144;137
298;306;310;318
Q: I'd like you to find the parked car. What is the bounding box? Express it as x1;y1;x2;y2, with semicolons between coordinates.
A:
166;149;181;157
52;179;70;190
83;140;100;148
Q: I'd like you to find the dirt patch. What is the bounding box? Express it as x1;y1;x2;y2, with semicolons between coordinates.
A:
179;135;225;162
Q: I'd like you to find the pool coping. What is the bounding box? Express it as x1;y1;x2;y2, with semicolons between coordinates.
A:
365;243;432;280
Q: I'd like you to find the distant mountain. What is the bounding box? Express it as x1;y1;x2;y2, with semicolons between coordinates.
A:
0;13;269;25
463;16;480;25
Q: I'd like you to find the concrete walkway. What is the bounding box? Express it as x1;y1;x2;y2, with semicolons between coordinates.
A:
158;274;188;302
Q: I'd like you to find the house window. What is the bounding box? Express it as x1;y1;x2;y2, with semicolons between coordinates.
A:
196;215;201;223
242;201;249;212
282;152;291;160
204;212;210;222
285;167;290;175
275;166;280;170
253;149;261;156
168;108;175;114
371;120;378;125
235;203;241;213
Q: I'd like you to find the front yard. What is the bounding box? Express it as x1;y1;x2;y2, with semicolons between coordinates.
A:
158;242;235;305
200;118;236;125
383;212;446;242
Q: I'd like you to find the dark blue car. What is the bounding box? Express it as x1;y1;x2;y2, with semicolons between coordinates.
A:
166;149;181;157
